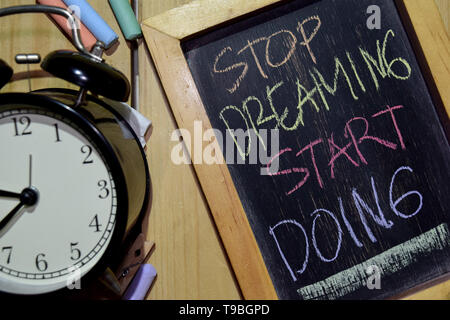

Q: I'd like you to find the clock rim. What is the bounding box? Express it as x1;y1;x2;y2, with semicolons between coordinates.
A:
0;92;129;296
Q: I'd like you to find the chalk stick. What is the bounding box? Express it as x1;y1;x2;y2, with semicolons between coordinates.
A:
36;0;97;51
108;0;142;41
62;0;118;48
122;264;157;300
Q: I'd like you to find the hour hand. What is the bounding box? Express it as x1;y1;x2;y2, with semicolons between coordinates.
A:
0;190;21;199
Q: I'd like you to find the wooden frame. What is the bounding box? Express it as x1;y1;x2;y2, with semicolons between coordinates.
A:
142;0;449;299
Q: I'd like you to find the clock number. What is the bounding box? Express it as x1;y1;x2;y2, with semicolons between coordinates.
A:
1;246;12;264
98;180;110;199
54;123;62;142
12;116;32;136
89;215;102;232
70;242;81;261
81;145;94;164
35;253;48;272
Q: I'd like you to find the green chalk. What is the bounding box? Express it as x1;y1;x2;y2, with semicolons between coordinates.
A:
109;0;142;41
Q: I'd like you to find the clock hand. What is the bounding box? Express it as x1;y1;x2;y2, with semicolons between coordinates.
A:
0;201;25;233
29;154;32;187
0;190;21;199
0;187;39;235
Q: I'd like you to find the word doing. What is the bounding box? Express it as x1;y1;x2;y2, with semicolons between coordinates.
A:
269;165;423;282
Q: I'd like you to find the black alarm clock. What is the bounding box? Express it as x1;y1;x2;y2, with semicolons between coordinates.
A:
0;5;150;297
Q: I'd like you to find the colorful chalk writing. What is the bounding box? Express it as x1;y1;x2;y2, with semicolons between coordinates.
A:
269;164;423;282
215;16;321;90
266;105;407;195
218;28;411;161
183;0;450;299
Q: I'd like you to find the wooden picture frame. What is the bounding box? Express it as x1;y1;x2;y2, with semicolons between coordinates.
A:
142;0;449;299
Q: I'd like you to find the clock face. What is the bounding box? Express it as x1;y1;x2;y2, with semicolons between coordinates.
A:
0;107;118;295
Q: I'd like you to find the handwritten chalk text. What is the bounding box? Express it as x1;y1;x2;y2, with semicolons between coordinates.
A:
214;15;321;93
218;28;411;161
266;105;406;194
269;165;423;282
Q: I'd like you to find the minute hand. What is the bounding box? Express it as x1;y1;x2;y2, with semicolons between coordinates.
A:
0;201;25;233
0;187;39;236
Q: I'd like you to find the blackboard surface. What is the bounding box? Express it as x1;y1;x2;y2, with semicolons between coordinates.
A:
182;0;450;299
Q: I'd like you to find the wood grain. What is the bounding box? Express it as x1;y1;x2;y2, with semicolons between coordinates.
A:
402;0;450;115
138;0;242;300
145;0;278;39
434;0;449;32
0;0;448;300
143;24;277;300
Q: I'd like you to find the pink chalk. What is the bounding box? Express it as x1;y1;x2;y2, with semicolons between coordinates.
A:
345;116;398;165
266;148;311;196
328;134;359;179
296;139;324;189
372;105;406;150
36;0;97;51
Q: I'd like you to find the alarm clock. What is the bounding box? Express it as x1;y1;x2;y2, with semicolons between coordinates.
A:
0;5;150;298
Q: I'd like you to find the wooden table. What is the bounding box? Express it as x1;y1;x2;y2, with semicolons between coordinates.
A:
0;0;448;300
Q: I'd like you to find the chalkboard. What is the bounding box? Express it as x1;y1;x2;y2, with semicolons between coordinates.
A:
143;0;450;299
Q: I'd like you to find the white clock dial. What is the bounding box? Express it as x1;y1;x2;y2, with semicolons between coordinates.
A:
0;108;117;295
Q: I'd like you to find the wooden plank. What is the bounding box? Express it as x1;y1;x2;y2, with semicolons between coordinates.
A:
143;24;278;299
137;0;243;300
143;0;279;39
402;0;450;115
434;0;449;33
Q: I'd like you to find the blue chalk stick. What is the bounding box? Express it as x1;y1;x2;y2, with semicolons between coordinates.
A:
63;0;118;48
